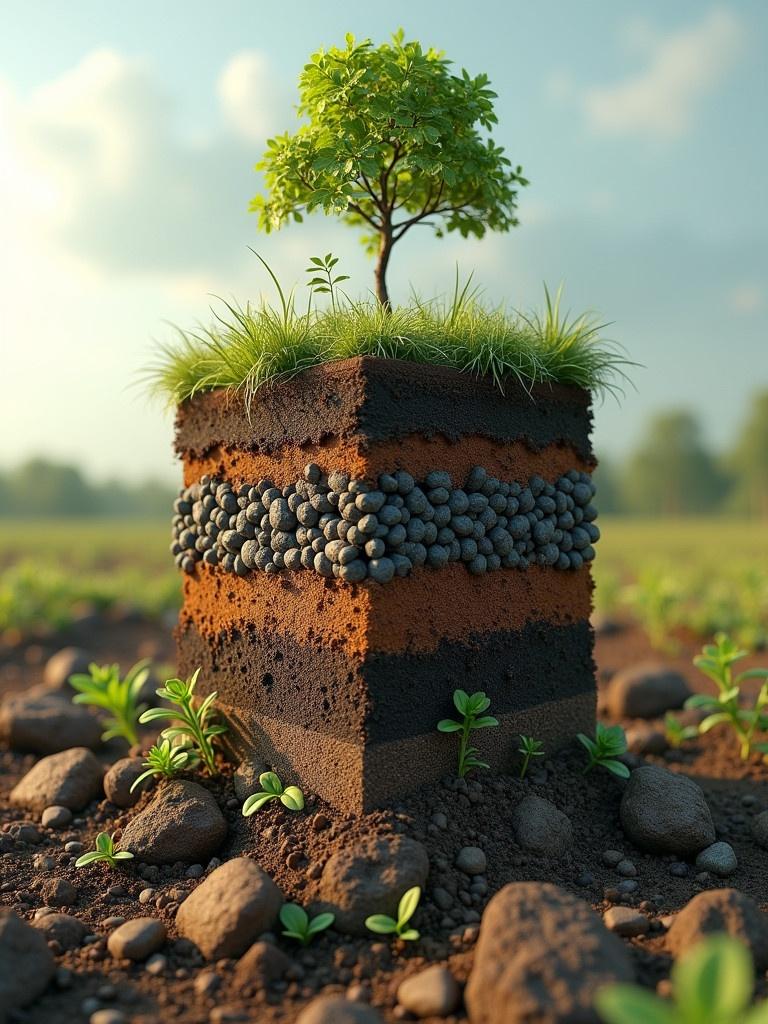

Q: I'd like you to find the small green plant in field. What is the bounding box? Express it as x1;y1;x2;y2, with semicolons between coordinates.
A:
518;735;545;779
305;252;349;312
279;903;335;946
596;934;768;1024
75;832;134;870
577;722;630;779
139;668;227;776
622;568;682;653
664;713;698;749
130;738;192;792
437;689;499;777
69;660;150;746
685;633;768;761
242;771;305;815
365;886;421;942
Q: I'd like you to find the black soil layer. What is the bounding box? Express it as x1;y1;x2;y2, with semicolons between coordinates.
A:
2;620;768;1023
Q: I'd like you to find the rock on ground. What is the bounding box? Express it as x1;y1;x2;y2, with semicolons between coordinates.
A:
233;758;269;802
107;918;167;961
104;757;154;808
510;795;574;858
0;910;55;1015
120;780;226;865
695;841;738;877
464;882;633;1024
41;878;78;908
620;765;715;856
32;913;87;951
176;857;283;959
625;725;668;756
232;941;293;995
667;889;768;970
397;964;461;1018
603;906;650;937
43;647;94;690
606;662;692;719
455;847;487;875
752;811;768;850
0;687;101;754
11;747;104;812
296;996;384;1023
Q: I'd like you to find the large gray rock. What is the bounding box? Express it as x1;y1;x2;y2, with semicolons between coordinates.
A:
465;882;633;1024
296;996;383;1024
607;662;691;719
511;795;573;859
0;686;101;754
620;765;715;856
43;647;94;690
667;890;768;970
11;747;104;812
316;834;429;936
0;910;55;1016
120;780;226;865
176;857;282;959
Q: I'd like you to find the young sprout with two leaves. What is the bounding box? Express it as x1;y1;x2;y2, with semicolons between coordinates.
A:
577;722;630;779
75;832;134;870
139;668;226;777
305;252;349;312
664;712;698;750
685;633;768;761
130;738;193;793
518;735;545;779
596;934;768;1024
437;690;499;777
365;886;421;942
279;903;334;946
242;771;305;816
69;659;150;746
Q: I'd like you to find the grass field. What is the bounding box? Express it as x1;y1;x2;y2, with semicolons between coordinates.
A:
1;518;766;646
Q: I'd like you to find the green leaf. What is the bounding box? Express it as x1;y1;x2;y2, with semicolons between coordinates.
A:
673;935;753;1021
453;690;470;715
594;984;678;1024
365;914;396;934
242;792;275;816
472;715;499;729
699;712;733;733
280;903;308;933
259;772;283;795
437;719;462;733
75;851;102;867
307;912;335;935
397;886;421;926
399;928;420;941
281;786;305;811
602;759;631;779
113;851;134;861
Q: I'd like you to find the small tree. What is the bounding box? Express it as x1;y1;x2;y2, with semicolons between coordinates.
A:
251;30;527;306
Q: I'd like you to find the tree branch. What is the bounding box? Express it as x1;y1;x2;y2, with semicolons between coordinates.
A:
348;202;382;231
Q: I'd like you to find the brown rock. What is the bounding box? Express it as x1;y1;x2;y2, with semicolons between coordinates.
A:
607;663;691;719
11;747;104;811
104;757;153;808
176;857;283;959
296;996;383;1023
43;647;94;690
232;941;293;994
317;834;429;936
107;918;167;961
603;906;650;937
667;889;768;970
120;780;226;864
0;910;55;1014
33;912;87;951
0;687;101;754
465;882;633;1023
41;878;78;908
398;964;461;1018
620;765;715;856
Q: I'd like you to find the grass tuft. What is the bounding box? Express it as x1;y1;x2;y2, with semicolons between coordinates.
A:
145;259;634;405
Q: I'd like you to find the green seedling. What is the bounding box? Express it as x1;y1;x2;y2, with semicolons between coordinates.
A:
664;713;698;749
69;659;150;746
365;886;421;942
685;633;768;761
130;738;193;792
139;668;226;776
305;252;349;312
75;831;134;870
518;735;545;779
279;903;335;946
437;689;499;777
242;771;305;815
577;722;630;779
596;934;768;1024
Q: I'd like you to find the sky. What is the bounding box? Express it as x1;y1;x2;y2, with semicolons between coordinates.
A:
1;0;766;483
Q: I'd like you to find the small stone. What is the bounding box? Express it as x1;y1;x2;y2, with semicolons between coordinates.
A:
455;846;487;875
233;758;268;801
138;888;156;904
510;795;573;859
0;910;56;1013
43;647;94;690
104;758;153;808
625;725;668;756
602;850;624;867
296;995;384;1023
195;970;221;996
186;864;205;879
669;862;688;878
107;918;167;961
41;805;73;829
695;842;738;878
144;953;167;975
751;811;768;850
65;841;84;855
0;687;102;753
232;941;293;993
432;887;453;911
618;880;638;895
121;781;226;865
397;965;460;1018
41;878;78;908
603;906;650;937
33;913;87;951
616;859;637;878
90;1011;127;1024
11;747;104;811
620;765;715;856
607;662;691;718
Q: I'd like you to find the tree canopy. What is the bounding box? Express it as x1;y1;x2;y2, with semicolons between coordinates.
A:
251;30;527;305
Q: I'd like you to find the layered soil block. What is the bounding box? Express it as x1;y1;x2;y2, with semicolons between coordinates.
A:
174;357;599;812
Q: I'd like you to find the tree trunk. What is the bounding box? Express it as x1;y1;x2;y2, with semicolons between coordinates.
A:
375;229;393;309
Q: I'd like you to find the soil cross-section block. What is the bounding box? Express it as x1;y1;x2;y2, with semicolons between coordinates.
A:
174;357;598;813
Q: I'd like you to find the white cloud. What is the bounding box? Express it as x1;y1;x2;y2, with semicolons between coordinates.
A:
217;51;285;142
728;283;764;315
583;9;744;139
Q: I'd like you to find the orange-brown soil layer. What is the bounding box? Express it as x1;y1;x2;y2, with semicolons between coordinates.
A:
182;435;594;490
180;562;593;657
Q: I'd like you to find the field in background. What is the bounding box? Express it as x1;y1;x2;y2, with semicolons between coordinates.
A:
1;518;766;649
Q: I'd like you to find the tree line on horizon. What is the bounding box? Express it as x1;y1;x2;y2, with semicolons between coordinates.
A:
0;390;765;520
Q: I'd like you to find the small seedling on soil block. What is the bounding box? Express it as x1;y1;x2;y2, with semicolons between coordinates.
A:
139;668;226;776
577;722;630;778
242;772;305;815
595;935;768;1024
130;738;192;792
685;633;768;761
365;886;421;942
75;832;134;870
518;735;545;779
664;713;698;749
279;903;335;946
69;659;150;746
437;689;499;777
305;252;349;312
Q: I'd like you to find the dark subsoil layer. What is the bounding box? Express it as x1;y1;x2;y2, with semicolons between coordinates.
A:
2;619;768;1023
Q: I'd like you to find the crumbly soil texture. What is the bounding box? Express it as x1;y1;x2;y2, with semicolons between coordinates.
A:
2;618;768;1023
